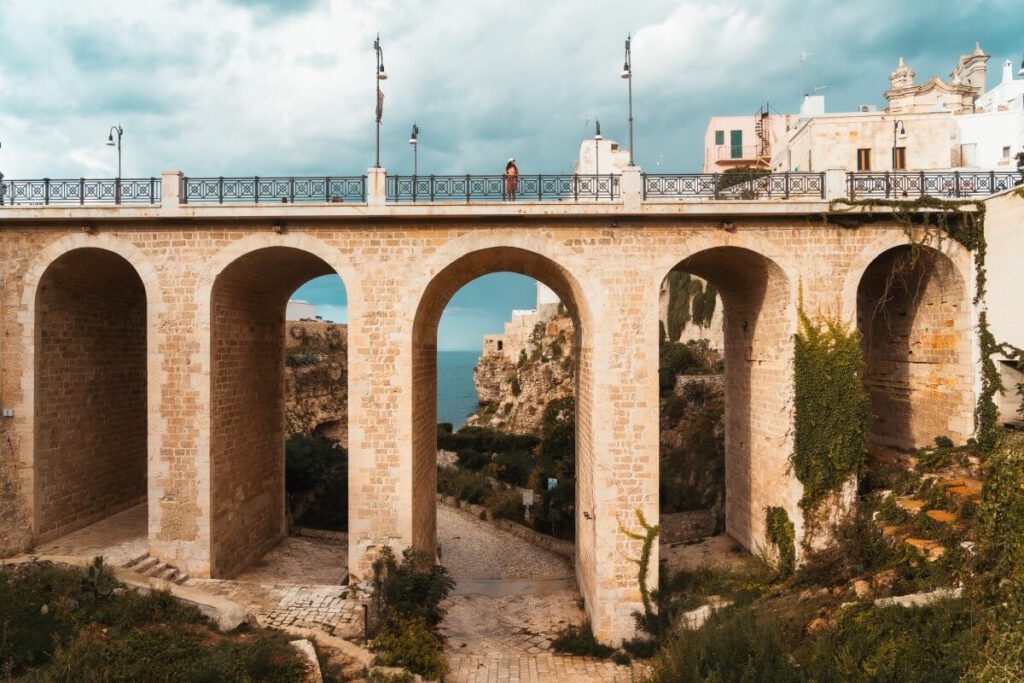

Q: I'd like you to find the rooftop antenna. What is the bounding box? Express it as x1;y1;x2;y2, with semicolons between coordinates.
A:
813;85;828;93
800;50;813;99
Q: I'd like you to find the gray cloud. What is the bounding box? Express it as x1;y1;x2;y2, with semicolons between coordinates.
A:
0;0;1021;178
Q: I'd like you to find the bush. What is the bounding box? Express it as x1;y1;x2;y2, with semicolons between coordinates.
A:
807;600;974;682
647;604;802;683
436;467;493;504
372;617;447;681
540;396;575;462
551;621;614;659
285;350;318;367
374;547;455;628
484;488;523;522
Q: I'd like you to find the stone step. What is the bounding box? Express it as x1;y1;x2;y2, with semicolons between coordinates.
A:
942;477;982;500
925;509;958;524
123;551;150;568
905;537;945;561
143;562;168;578
895;498;926;514
128;556;160;574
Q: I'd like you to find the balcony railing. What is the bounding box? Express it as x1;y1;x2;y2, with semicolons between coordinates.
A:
712;144;769;161
181;176;366;204
643;172;825;199
0;177;160;205
386;174;619;202
847;171;1021;199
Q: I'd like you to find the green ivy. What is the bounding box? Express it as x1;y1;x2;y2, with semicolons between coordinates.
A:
665;271;717;341
793;305;871;517
764;506;796;577
620;509;661;624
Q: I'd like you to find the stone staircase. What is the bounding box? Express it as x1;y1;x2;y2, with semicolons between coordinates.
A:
880;473;982;561
121;552;190;585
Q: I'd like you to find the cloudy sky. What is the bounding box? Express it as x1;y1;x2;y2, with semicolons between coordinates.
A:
3;0;1021;349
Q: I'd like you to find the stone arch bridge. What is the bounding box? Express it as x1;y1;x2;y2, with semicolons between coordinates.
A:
0;169;984;643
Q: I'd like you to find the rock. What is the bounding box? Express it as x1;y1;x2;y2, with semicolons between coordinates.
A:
289;639;324;683
807;617;829;633
285;321;348;445
871;569;897;591
852;579;871;598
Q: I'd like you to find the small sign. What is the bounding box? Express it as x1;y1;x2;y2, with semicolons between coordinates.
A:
547;478;558;490
521;489;534;507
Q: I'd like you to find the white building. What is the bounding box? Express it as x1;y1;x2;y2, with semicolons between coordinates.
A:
286;299;317;321
957;59;1024;169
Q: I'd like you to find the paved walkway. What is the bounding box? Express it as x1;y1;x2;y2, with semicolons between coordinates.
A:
437;505;636;683
33;504;148;566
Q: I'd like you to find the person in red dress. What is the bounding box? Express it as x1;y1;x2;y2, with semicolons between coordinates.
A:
504;158;518;201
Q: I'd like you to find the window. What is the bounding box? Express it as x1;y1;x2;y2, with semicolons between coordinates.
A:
714;130;724;145
960;143;977;167
893;147;907;170
857;148;872;171
730;130;743;159
1003;146;1012;159
497;340;503;351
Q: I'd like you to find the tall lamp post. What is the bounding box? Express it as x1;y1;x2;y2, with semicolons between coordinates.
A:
0;140;5;206
409;123;419;176
594;120;602;199
374;34;388;168
892;119;906;171
621;34;634;166
106;124;124;178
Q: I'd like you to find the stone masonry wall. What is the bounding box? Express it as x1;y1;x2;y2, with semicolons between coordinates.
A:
33;248;147;541
0;213;978;645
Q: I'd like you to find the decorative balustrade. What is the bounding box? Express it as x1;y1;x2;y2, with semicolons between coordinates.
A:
2;170;1020;207
847;171;1021;199
0;178;160;205
386;174;619;202
643;172;825;199
181;176;366;204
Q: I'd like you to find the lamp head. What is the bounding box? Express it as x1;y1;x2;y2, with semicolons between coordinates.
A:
377;63;387;80
1019;52;1024;77
621;64;631;79
106;133;115;146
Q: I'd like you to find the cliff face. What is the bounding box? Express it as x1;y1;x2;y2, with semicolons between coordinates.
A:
467;314;575;435
284;321;348;446
660;375;726;521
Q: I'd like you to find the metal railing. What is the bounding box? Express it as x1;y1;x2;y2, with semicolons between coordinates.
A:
712;144;769;161
386;174;619;202
0;177;160;205
181;176;366;204
847;171;1022;199
643;172;825;200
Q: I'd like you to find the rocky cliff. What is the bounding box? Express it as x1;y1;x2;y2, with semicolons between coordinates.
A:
467;314;575;435
284;321;348;445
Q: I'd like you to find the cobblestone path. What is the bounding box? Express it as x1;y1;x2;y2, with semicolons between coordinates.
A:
437;505;637;682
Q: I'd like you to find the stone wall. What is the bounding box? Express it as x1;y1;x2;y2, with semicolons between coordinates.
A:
285;320;348;445
660;510;717;544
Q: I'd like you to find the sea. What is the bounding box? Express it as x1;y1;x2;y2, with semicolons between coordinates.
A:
437;350;482;430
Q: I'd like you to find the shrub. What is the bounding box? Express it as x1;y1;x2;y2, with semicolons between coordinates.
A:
285;350;318;367
807;600;974;682
483;488;523;522
540;396;575;462
436;467;493;504
647;604;802;683
374;547;455;628
372;617;447;681
285;434;348;530
765;507;796;578
551;621;614;659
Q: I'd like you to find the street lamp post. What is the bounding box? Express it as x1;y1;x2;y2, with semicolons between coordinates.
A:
374;34;388;168
621;34;634;167
892;119;906;171
0;140;5;206
106;124;124;203
106;124;124;178
594;120;602;199
409;123;419;176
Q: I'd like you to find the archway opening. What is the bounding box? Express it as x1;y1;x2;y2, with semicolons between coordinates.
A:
412;248;595;600
209;246;349;580
659;246;792;554
33;248;148;545
856;245;971;450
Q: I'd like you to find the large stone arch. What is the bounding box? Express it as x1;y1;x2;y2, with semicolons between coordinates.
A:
657;241;799;553
19;234;163;544
849;235;974;449
195;233;354;578
408;244;596;601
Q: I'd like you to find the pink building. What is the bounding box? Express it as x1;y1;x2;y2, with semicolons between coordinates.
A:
702;105;792;173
